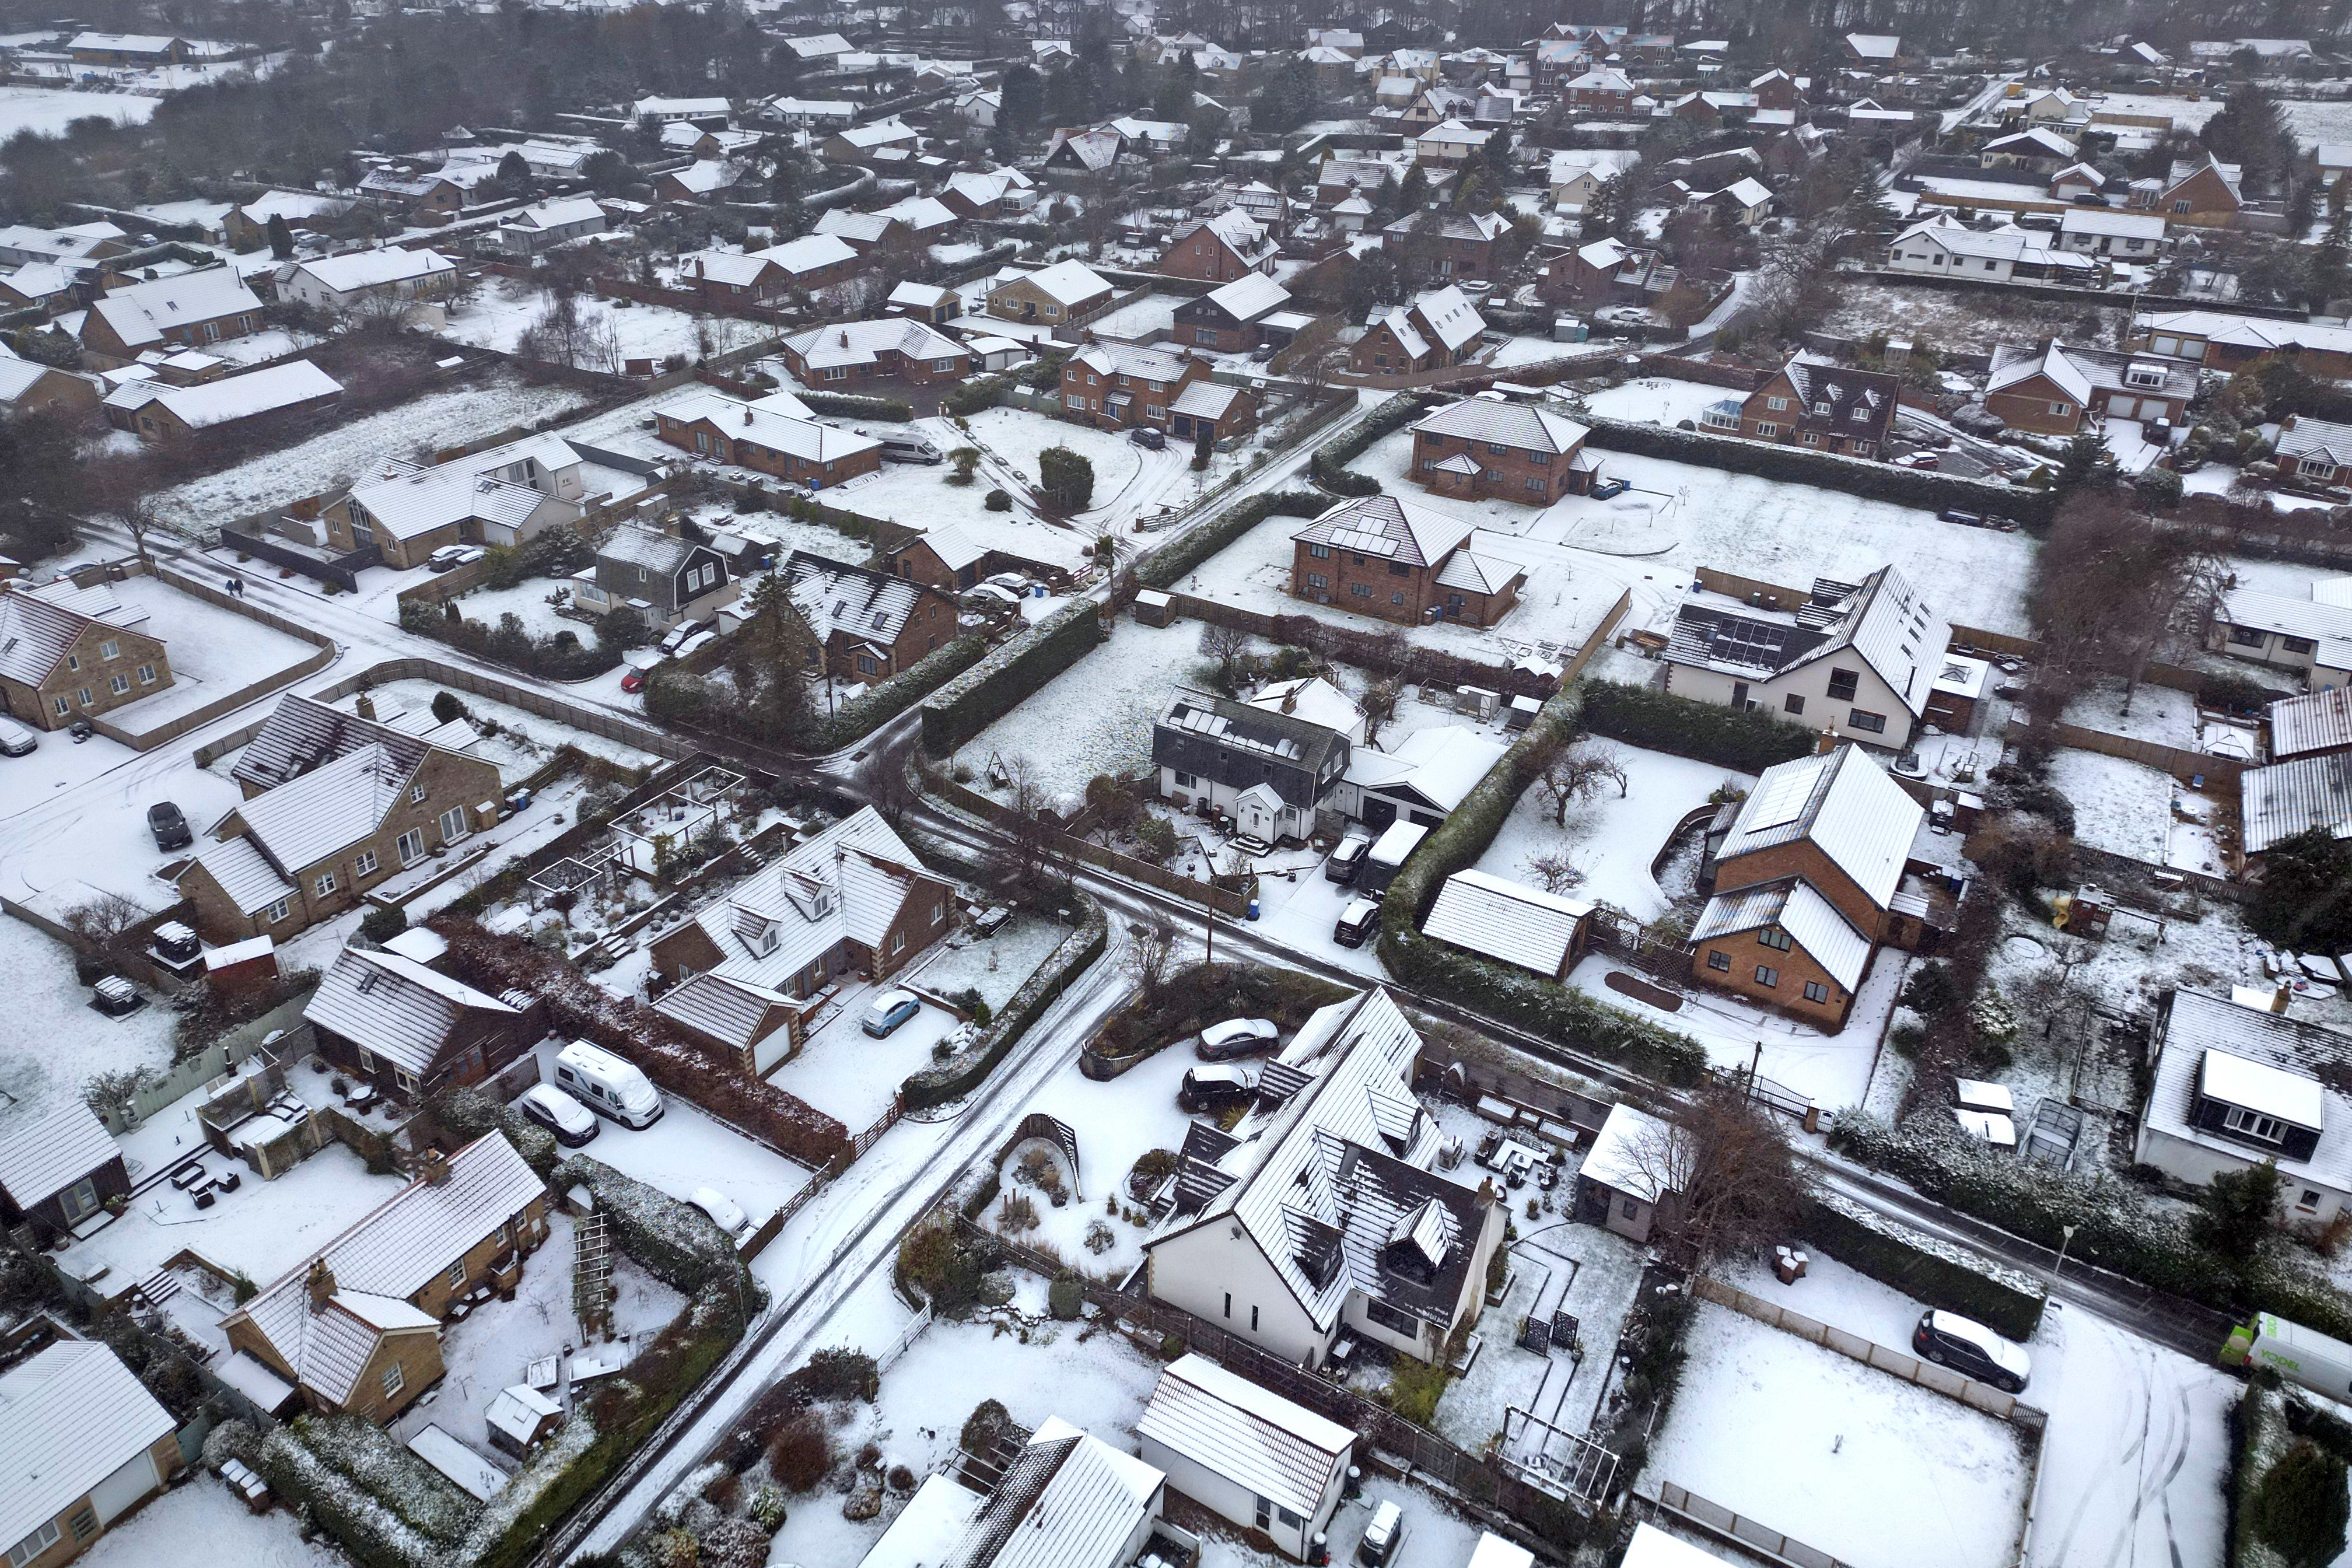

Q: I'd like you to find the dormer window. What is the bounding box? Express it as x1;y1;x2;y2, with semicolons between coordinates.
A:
1814;401;1831;416
2223;1105;2288;1143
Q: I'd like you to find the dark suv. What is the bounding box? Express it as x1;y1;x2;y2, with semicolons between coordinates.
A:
147;802;191;851
1913;1310;2031;1392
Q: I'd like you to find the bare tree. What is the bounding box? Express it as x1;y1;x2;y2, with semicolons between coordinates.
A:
2029;491;2228;715
1523;851;1585;895
1359;678;1401;747
1199;622;1251;689
986;754;1069;900
83;1066;153;1129
1532;739;1622;825
1622;1082;1808;1271
1121;913;1179;1006
62;892;147;958
114;495;162;566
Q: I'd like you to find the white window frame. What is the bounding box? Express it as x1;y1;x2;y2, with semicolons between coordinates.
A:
10;1520;61;1567
381;1362;405;1399
265;898;290;923
354;849;379;877
314;872;337;897
98;639;118;660
2224;1104;2288;1143
439;804;470;845
398;828;426;864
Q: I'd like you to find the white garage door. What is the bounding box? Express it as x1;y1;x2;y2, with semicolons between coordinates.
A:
89;1448;159;1526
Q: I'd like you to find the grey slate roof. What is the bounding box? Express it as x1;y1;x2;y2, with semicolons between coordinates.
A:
1410;396;1590;456
783;551;925;647
304;946;517;1078
0;1098;120;1207
233;693;432;793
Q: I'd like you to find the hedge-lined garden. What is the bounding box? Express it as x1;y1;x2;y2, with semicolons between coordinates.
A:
1802;1190;2046;1340
1081;962;1354;1077
901;888;1108;1110
1135;489;1328;590
795;388;913;422
1581;680;1819;777
1309;393;1436;496
918;597;1105;756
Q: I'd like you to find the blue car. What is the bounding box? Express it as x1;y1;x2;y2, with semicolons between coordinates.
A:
1589;477;1630;499
862;988;922;1037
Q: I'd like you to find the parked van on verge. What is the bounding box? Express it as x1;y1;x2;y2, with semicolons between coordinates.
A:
554;1040;664;1128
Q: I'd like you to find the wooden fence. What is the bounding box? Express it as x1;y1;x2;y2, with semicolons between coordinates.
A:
300;656;693;764
2004;713;2246;791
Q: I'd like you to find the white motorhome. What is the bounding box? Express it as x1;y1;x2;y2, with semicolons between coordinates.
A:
554;1040;664;1128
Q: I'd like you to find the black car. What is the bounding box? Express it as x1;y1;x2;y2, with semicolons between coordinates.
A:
1129;426;1167;450
147;802;191;851
1913;1310;2031;1392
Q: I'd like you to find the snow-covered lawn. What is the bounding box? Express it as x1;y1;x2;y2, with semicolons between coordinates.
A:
989;1042;1199;1282
101;575;320;741
0;911;182;1115
902;913;1071;1014
438;285;769;366
76;1476;347;1568
1646;1300;2034;1568
2058;679;2202;750
949;617;1207;804
0;84;156;137
1579;376;1745;429
1084;290;1186;341
768;979;963;1132
2045;748;2178;866
449;579;582;640
1486;335;1615;371
332;681;662;777
2283;98;2352;150
1475;745;1750;921
148;375;595;531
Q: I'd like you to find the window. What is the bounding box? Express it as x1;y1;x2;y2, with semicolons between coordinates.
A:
1783;693;1805;715
1066;396;1087;412
824;366;848;380
1251;1304;1259;1330
397;828;425;864
136;663;156;685
1392;592;1405;606
50;696;68;717
440;804;470;845
381;1362;405;1399
1802;431;1820;446
10;1520;61;1567
856;653;880;676
61;1177;98;1223
1223;1292;1232;1319
2172;198;2190;213
1765;396;1787;411
1823;667;1860;702
2301;1189;2323;1209
1526;477;1546;492
74;688;90;708
2305;466;2336;484
2228;624;2267;648
1350;583;1371;597
265;899;289;923
1620;1196;1639;1219
447;1259;468;1288
315;872;337;897
2223;1104;2288;1143
2283;635;2318;655
1363;1298;1420;1335
1707;950;1731;972
1387;561;1409;576
98;640;118;660
1755;964;1780;988
1759;926;1792;952
1307;543;1330;559
1803;981;1831;1004
354;850;379;877
108;674;128;695
2049;401;2073;418
1754;422;1778;438
1848;708;1888;734
1306;572;1328;590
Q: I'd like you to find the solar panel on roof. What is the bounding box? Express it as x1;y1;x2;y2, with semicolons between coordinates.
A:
1743;765;1817;831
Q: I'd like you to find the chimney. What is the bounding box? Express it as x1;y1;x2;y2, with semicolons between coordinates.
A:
306;1258;336;1312
743;407;753;426
1815;727;1840;756
355;692;376;720
1280;688;1297;713
422;1147;451;1187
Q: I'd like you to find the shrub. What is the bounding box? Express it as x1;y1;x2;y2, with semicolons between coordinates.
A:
1048;1273;1083;1318
1038;446;1095;513
1581;679;1817;776
2258;1441;2350;1567
766;1414;832;1492
1381;1357;1450;1427
795;390;912;422
747;1486;788;1530
1801;1192;2046;1339
985;488;1012;510
358;904;408;944
961;1399;1013;1455
698;1518;770;1568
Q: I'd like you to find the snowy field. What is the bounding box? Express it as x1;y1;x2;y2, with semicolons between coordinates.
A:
438;284;769;366
1822;278;2133;358
0;84;157;137
1579;376;1745;429
949;617;1209;803
2090;92;2225;134
1647;1300;2034;1568
2042;747;2226;876
77;1478;346;1568
149;375;595;531
102;576;319;738
2283;98;2352;150
1476;745;1749;921
2059;678;2200;750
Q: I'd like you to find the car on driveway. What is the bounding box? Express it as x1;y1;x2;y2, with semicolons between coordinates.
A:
619;649;663;693
689;1185;750;1238
146;802;191;851
517;1084;599;1147
1588;477;1630;499
862;987;923;1037
1129;426;1167;450
1913;1310;2031;1392
659;620;707;656
0;718;36;757
427;544;486;572
1195;1017;1279;1061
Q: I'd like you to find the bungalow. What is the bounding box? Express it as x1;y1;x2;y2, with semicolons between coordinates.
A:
652;384;880;491
1349;284;1486;374
576;522;735;632
861;1419;1164;1568
321;432;590;568
656;160;739;204
812;208;908;254
758;233;863;293
2242;752;2352;854
2269;684;2352;762
220;190;354;251
78;267;264;368
278;249;457;313
0;263;75;312
220;1133;550;1423
2057;208;2166;258
633;94;732;125
1409;394;1598;506
1983;340;2194;436
1982;127;2080;172
939;167;1033;220
2129;309;2352;377
778;317;971;386
0;582;174;731
779;550;958;681
1172;272;1290;354
1734;355;1901;459
1290;490;1528;627
1421;869;1591;978
69;30;190;63
1882;217;2095;283
1159;208;1279;282
1060;344;1210;432
0;222;125;268
646;807;956;1072
1135;1357;1352;1562
986;258;1116;327
0;1342;181;1568
1142;988;1506;1370
103;359;342;442
0;1099;128;1249
305;943;536;1102
820;118;919;164
2276;414;2352;488
2207;583;2352;690
490;196;607;257
1663;564;1949;751
765;96;858;129
0;350;100;417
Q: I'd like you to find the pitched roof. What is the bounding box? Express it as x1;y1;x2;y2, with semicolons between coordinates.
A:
2146;991;2352;1191
1689;876;1872;989
1578;1101;1675;1200
1136;1355;1352;1520
85;267;260;349
682;806;935;991
0;1343;175;1555
2220;587;2352;671
1170;380;1250;421
781;316;965;371
2270;686;2352;761
345;455;563;544
1070;342;1194;383
1175;206;1277;265
652;972;797;1049
1292;493;1475;572
2278;415;2352;470
0;1098;120;1206
304;945;517;1078
944;1417;1163;1568
229;743;420;874
1410;285;1486;353
290;248;455;294
1201;270;1290;324
783;550;928;645
1410;395;1589;456
1716;744;1923;912
0;590;104;687
187;834;297;915
103;359;341;429
1006;258;1114;307
657;387;881;465
1423;869;1590;975
2242;752;2352;853
233;693;433;793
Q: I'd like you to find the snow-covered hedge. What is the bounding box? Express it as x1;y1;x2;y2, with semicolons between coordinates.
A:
901;890;1107;1111
1134;488;1328;591
1378;680;1710;1084
433;921;851;1168
807;632;991;754
429;1084;560;1179
794;389;914;422
1582;678;1818;778
556;1155;749;1297
1309;392;1436;496
1803;1189;2046;1340
259;1415;475;1568
918;597;1104;757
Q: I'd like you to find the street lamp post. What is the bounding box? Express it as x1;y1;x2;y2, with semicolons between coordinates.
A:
2053;1222;2078;1280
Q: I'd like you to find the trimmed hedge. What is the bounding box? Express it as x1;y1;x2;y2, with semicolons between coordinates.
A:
1310;393;1434;494
806;632;992;752
918;597;1104;756
901;890;1108;1110
1578;413;2059;530
942;371;1019;418
1582;679;1819;777
1803;1190;2046;1341
795;388;914;422
1136;489;1328;590
1376;680;1710;1084
1083;962;1354;1075
427;1084;560;1179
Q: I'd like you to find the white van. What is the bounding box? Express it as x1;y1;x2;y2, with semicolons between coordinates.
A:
554;1040;663;1128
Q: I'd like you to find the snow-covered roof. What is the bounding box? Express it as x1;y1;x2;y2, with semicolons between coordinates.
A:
0;590;108;688
1987;340;2093;404
1422;869;1590;975
104;359;341;430
505;197;604;232
2242;751;2352;854
1620;1524;1732;1568
659;386;880;466
781;317;964;372
783;551;928;645
484;1384;561;1448
2136;309;2352;358
289;248;454;295
187;835;296;916
2202;1047;2325;1129
408;1423;509;1502
1579;1101;1674;1201
85;267;260;349
2220;588;2352;677
2146;992;2352;1192
653;972;798;1049
1137;1354;1352;1520
1245;676;1360;736
1006;258;1115;308
1169;380;1250;422
1411;396;1589;457
1845;32;1901;57
1343;724;1507;815
2060;208;2164;240
2278;415;2352;471
1689;876;1872;990
2270;686;2352;761
305;946;517;1079
1202;270;1290;324
0;1097;119;1206
684;806;936;993
1717;744;1923;914
228;742;420;875
233;693;433;793
1293;493;1474;572
0;1343;174;1555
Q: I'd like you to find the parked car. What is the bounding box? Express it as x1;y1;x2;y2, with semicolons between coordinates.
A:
880;435;943;464
1940;509;1982;527
1179;1063;1258;1112
427;544;486;572
862;988;923;1037
1325;829;1373;884
146;802;191;851
1913;1310;2031;1392
1588;477;1630;499
1195;1017;1279;1061
674;629;718;659
517;1084;599;1147
689;1186;751;1238
1356;1500;1408;1566
619;648;664;693
659;620;707;656
0;718;36;757
1334;897;1380;949
1456;279;1493;298
1893;450;1940;470
1129;425;1167;450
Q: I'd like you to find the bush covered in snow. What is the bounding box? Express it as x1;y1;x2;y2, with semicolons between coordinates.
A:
429;1083;560;1178
1581;680;1818;778
259;1415;476;1568
434;919;851;1168
556;1156;751;1298
794;388;913;422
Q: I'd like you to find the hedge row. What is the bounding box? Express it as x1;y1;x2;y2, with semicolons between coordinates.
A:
918;597;1104;757
1830;1112;2352;1344
807;632;993;752
794;388;914;422
257;1416;461;1568
1802;1190;2046;1341
1581;679;1818;778
1577;413;2059;530
942;370;1019;418
1135;488;1328;590
901;889;1108;1111
1083;961;1355;1074
1376;680;1712;1084
557;1153;752;1297
1310;393;1434;494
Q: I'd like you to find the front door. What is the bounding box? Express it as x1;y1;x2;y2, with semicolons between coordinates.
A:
1237;792;1278;842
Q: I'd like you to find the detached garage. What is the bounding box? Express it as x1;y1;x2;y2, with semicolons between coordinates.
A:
0;1341;181;1568
1135;1353;1354;1562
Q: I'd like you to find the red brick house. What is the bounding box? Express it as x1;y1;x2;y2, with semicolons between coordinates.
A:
1060;343;1210;430
1158;207;1279;282
1168;380;1259;443
1172;272;1291;354
1735;356;1901;459
1565;68;1637;114
678;249;797;306
780;550;960;679
305;943;540;1102
1750;69;1804;110
1381;209;1512;282
653;387;883;489
77;267;264;368
1348;285;1486;374
778;317;972;387
1409;394;1600;505
2274;415;2352;488
1983;340;2194;436
1290;492;1527;627
1539;235;1664;308
2132;153;2243;227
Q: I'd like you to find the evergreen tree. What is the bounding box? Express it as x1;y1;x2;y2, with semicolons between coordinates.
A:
2193;1160;2281;1261
2248;827;2352;954
999;63;1042;136
2257;1442;2351;1568
265;213;294;258
2308;206;2351;311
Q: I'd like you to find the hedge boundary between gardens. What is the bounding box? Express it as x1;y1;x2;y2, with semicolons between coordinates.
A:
1575;412;2060;530
1830;1112;2352;1345
1376;680;1710;1084
900;887;1107;1111
1310;393;1437;496
943;370;1020;418
1803;1189;2047;1341
794;388;914;422
808;632;992;752
918;598;1104;757
1135;489;1329;590
1581;679;1819;778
